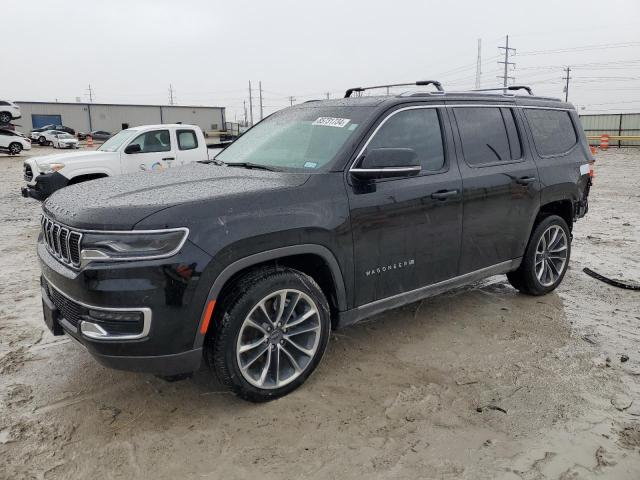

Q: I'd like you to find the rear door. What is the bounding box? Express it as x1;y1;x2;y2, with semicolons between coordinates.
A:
348;105;463;306
175;128;203;165
121;129;176;174
449;104;540;274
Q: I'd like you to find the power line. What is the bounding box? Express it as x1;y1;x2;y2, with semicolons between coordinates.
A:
518;41;640;56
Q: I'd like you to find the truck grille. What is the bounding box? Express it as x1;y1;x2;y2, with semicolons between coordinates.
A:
24;163;33;181
41;215;82;267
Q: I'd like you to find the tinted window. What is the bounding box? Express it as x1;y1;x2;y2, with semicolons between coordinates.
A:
0;101;9;106
177;130;198;150
525;109;577;156
454;107;515;165
129;130;171;153
366;108;445;172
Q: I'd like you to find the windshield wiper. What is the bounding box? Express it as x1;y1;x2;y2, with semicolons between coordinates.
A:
225;162;279;172
198;158;226;166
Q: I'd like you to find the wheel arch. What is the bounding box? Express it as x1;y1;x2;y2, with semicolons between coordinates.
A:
67;172;110;185
536;199;574;231
193;244;347;348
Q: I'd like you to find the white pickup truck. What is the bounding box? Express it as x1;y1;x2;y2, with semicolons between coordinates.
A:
21;124;215;200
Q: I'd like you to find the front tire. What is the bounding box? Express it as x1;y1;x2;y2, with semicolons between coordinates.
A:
0;112;11;123
8;142;22;155
207;266;331;402
39;136;47;146
507;215;571;295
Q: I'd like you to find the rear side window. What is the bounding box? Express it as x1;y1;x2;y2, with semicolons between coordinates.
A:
524;109;577;156
0;101;9;106
177;130;198;150
454;107;520;165
366;108;445;172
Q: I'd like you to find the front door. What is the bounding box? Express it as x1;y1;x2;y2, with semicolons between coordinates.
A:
347;106;463;307
449;105;540;274
122;129;176;174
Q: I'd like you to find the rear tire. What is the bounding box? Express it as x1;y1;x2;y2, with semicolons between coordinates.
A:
206;266;331;402
507;215;571;296
8;142;22;155
39;136;47;146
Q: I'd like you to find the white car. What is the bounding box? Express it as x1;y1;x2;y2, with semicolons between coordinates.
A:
37;130;67;146
0;129;31;155
0;101;21;124
51;132;80;149
22;124;211;200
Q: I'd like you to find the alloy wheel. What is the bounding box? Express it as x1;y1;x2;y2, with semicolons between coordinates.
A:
236;289;321;389
535;225;568;287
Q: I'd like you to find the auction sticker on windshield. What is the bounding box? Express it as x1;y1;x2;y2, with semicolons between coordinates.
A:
312;117;350;128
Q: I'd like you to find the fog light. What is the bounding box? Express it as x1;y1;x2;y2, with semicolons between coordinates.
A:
88;309;143;323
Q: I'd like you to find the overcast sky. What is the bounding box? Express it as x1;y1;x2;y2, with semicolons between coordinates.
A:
5;0;640;120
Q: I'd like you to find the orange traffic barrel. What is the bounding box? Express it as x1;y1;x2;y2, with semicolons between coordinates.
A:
590;146;597;155
600;134;609;150
87;135;93;147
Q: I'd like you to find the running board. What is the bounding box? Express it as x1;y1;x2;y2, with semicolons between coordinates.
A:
336;258;521;328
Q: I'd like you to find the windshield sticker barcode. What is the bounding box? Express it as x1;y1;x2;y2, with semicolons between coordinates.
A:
312;117;350;128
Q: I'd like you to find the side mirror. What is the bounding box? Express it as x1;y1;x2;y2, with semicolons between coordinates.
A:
124;144;141;154
351;148;421;180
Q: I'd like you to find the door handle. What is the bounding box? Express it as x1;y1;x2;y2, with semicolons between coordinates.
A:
162;157;175;161
516;176;536;185
431;189;459;200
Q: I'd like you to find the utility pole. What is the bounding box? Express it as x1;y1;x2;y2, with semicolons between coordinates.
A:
562;66;571;102
326;92;331;99
243;100;247;126
248;81;254;126
168;84;175;105
86;84;94;103
288;96;296;106
259;81;264;120
497;35;516;90
475;38;482;89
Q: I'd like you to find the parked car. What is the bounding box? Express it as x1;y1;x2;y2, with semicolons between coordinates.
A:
36;130;67;146
51;132;80;149
30;125;75;140
78;130;111;141
0;100;21;124
0;129;31;155
34;82;593;402
22;124;209;199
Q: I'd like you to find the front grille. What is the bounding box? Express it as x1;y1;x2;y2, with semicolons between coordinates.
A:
44;281;86;327
41;215;82;267
24;163;33;181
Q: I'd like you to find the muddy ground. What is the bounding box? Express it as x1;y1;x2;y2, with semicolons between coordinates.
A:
0;147;639;479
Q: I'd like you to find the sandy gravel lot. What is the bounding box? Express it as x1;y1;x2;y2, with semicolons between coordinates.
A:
0;147;639;479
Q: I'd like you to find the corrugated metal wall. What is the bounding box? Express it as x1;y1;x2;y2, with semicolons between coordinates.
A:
14;102;225;136
579;113;640;147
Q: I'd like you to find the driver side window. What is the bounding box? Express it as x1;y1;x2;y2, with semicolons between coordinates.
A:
129;130;171;153
367;108;445;172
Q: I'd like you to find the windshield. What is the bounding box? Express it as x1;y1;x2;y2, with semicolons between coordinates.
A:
216;106;370;171
98;129;138;152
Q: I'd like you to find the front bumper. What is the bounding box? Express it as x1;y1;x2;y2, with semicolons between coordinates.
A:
37;237;212;375
21;172;68;200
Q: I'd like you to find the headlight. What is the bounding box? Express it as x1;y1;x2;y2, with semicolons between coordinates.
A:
39;162;65;173
80;228;189;263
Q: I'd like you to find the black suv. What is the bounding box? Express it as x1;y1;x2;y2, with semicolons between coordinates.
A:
37;82;592;401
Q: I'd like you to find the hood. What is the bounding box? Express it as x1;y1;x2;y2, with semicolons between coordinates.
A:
29;150;115;167
42;163;310;230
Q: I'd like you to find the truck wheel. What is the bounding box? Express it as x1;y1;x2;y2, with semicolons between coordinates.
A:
207;266;331;402
507;215;571;296
0;112;10;123
8;142;22;155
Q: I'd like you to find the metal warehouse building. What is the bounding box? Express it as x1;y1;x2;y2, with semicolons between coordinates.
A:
15;101;226;135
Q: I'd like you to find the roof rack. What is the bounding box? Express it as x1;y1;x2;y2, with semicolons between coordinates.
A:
344;80;444;98
470;85;534;96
